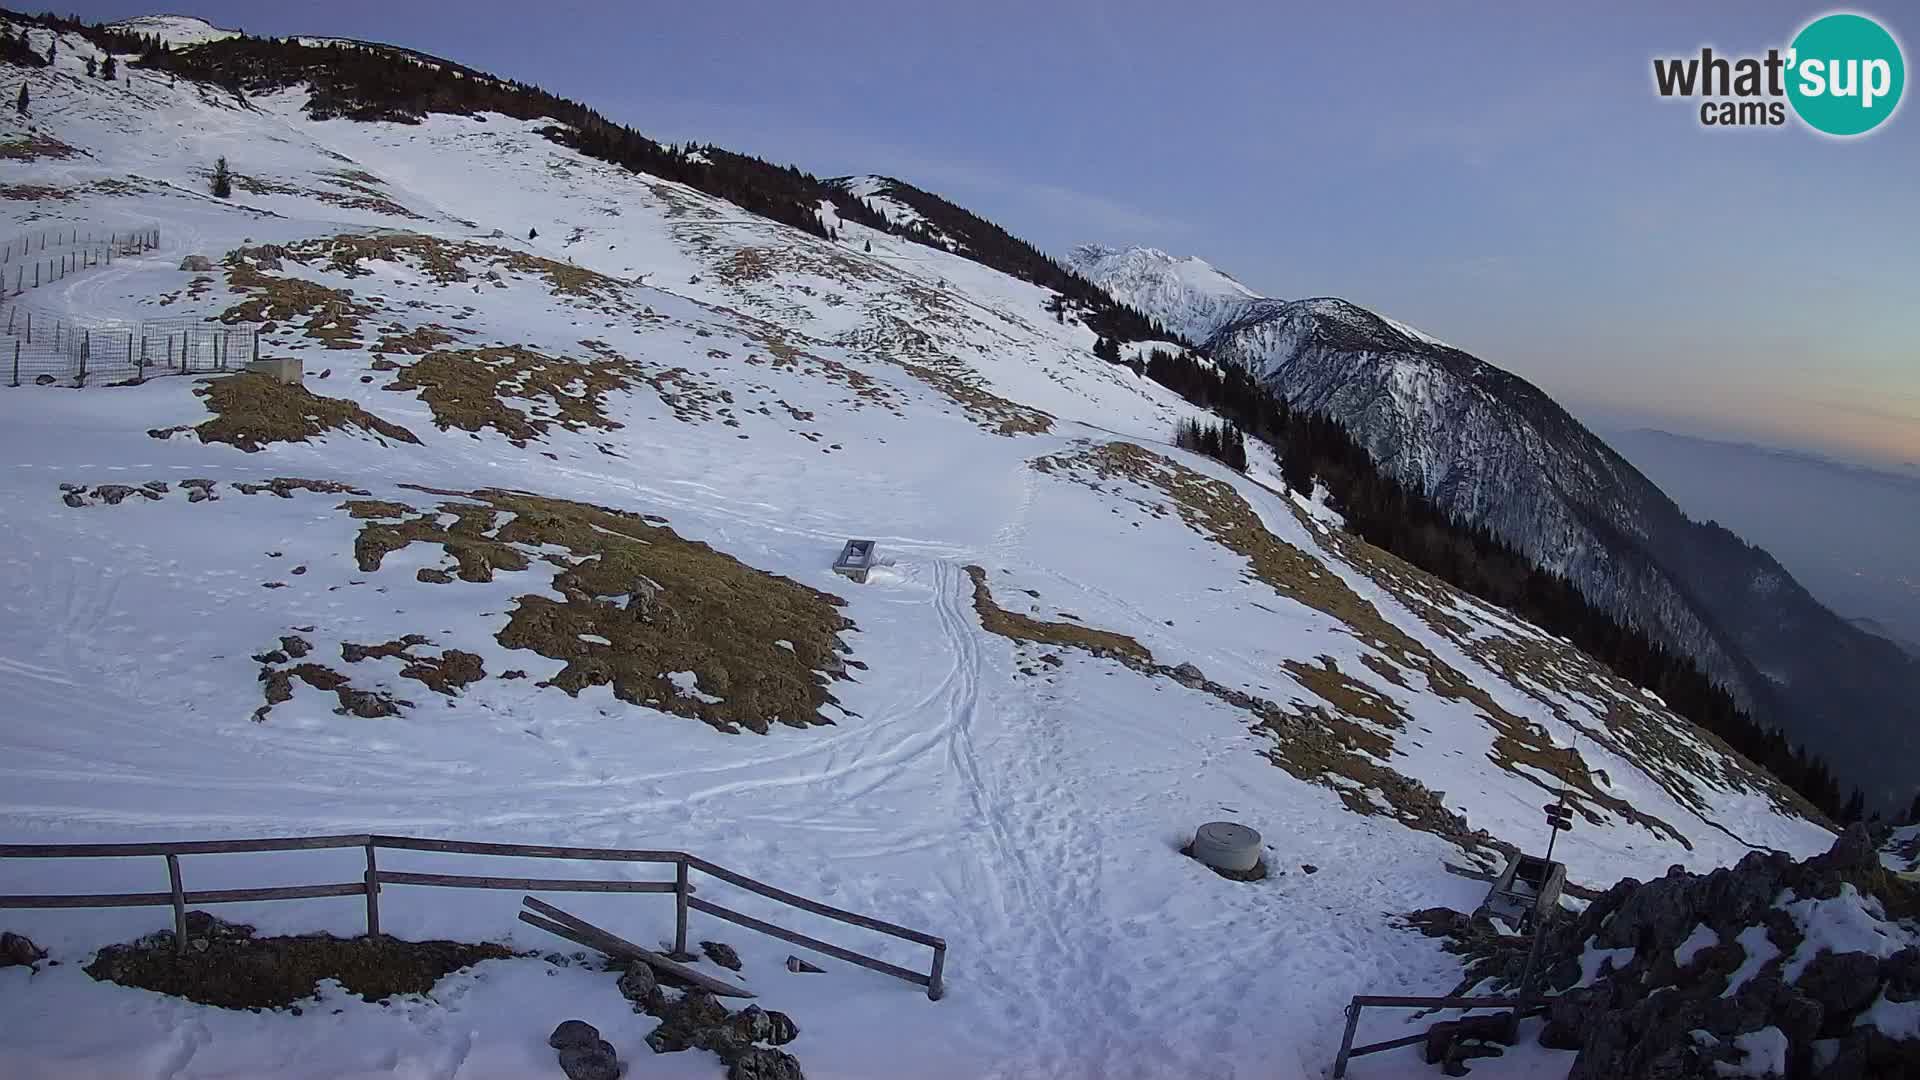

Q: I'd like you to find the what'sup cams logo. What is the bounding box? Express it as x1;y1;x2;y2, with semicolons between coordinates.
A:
1653;12;1905;136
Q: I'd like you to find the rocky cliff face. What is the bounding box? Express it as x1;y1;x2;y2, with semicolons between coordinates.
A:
1068;246;1920;810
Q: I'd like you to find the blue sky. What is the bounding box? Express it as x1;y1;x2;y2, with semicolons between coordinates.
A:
71;1;1920;463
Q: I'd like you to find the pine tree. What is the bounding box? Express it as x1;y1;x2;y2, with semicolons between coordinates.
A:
102;55;116;80
863;239;871;253
210;156;232;199
1840;787;1866;825
15;83;26;114
528;226;538;240
85;56;96;77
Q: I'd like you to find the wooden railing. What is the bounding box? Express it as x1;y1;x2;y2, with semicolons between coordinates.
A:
0;833;946;1000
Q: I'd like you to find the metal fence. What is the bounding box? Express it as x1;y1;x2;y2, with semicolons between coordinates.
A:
1;228;159;296
0;299;258;387
0;832;948;1000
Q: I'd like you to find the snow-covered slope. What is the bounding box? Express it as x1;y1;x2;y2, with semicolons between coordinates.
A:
0;23;1836;1079
1066;243;1259;343
1070;245;1920;814
106;14;240;47
832;175;963;253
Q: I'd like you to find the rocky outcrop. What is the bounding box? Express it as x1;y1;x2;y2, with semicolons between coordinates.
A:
613;956;802;1077
1421;826;1919;1078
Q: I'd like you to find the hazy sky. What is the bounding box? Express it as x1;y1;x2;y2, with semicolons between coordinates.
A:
71;1;1920;464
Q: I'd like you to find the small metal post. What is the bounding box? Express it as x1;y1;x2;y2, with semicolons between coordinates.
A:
168;335;175;370
1332;999;1363;1078
363;841;381;937
166;854;187;957
928;942;946;1001
10;339;18;387
78;331;88;386
674;857;690;957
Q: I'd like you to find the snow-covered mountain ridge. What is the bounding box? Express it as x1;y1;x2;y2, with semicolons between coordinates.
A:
1068;243;1920;814
0;17;1840;1078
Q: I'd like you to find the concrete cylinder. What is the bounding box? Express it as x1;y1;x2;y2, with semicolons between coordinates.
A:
1192;821;1262;872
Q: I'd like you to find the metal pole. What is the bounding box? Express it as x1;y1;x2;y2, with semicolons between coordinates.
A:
10;339;17;387
166;854;188;957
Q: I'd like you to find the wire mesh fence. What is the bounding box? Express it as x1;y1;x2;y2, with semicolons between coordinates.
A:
0;297;258;387
1;228;160;295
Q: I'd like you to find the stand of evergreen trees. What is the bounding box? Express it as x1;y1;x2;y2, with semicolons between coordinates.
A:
1173;417;1248;472
1141;348;1861;823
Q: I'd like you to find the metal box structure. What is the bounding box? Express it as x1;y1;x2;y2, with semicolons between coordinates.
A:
1478;852;1566;931
832;539;877;583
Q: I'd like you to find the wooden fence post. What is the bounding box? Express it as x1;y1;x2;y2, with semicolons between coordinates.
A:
166;854;187;957
10;340;18;387
674;857;690;957
928;943;946;1001
78;331;88;386
363;840;381;938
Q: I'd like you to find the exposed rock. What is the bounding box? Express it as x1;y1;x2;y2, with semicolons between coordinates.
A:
617;959;660;1009
728;1005;798;1046
1424;826;1919;1080
1;931;46;967
548;1020;600;1050
558;1041;619;1080
728;1046;806;1080
416;567;455;584
701;940;743;971
785;955;823;974
1170;661;1205;687
62;492;84;508
178;254;214;271
644;988;731;1054
1799;950;1883;1027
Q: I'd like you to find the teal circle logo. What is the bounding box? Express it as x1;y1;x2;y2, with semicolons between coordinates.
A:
1787;13;1905;136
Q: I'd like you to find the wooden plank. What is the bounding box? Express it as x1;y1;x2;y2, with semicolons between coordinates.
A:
1351;994;1537;1009
519;896;754;999
685;855;944;948
187;882;367;904
166;854;187;957
927;942;946;1002
363;840;380;938
1349;1031;1433;1057
0;834;372;858
0;890;177;909
379;870;677;893
371;835;680;863
0;882;364;908
674;857;689;957
687;896;929;988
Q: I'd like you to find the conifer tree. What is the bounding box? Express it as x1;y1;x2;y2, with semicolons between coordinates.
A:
85;56;95;77
210;156;232;199
15;83;27;115
102;55;116;80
